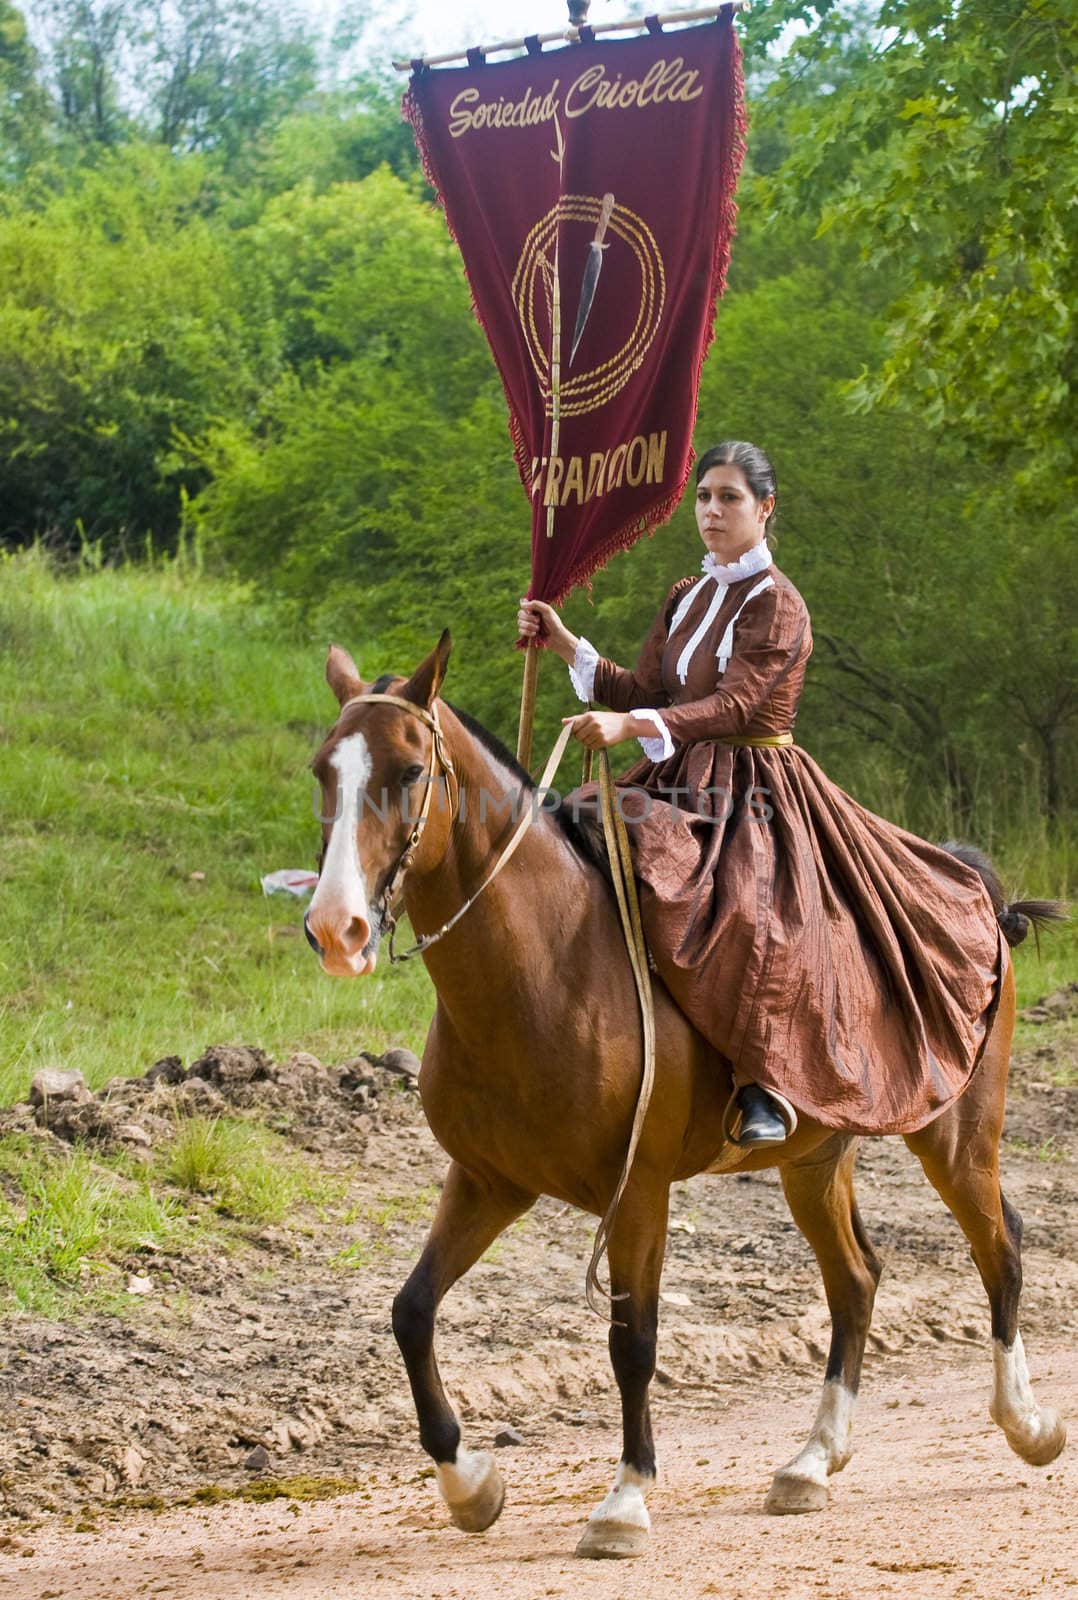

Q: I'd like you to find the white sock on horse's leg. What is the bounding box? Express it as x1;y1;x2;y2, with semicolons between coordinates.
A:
591;1461;654;1528
576;1462;654;1558
766;1378;856;1514
990;1334;1066;1466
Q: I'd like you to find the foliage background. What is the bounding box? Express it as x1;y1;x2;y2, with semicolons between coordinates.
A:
2;0;1072;822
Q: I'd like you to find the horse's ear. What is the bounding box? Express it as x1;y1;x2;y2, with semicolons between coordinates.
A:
326;644;366;707
400;630;452;710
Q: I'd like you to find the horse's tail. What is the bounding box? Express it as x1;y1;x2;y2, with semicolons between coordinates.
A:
941;840;1068;949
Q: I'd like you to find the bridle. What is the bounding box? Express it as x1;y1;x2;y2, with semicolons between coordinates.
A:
315;690;576;964
336;691;455;960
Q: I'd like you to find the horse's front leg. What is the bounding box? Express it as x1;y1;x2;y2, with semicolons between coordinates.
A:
576;1176;668;1561
392;1160;535;1533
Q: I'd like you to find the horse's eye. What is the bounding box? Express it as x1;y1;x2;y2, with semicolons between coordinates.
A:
401;764;425;787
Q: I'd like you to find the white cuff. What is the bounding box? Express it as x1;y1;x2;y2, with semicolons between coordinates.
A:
569;636;599;703
635;709;675;763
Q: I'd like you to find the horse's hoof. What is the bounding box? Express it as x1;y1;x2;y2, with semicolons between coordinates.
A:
1004;1409;1067;1468
445;1454;506;1533
765;1470;829;1515
575;1518;650;1559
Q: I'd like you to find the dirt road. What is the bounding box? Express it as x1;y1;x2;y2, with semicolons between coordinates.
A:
2;1005;1075;1599
6;1344;1075;1600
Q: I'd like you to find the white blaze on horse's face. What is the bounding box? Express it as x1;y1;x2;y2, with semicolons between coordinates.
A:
308;732;378;977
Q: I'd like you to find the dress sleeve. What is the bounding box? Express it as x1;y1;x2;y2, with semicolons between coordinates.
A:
588;581;693;712
659;585;809;744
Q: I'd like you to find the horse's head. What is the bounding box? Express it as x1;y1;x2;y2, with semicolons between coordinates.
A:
306;631;454;977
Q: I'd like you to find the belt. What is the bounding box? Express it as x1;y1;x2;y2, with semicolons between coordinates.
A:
715;732;794;747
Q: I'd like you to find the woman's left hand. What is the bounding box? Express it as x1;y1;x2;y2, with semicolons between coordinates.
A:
562;710;633;750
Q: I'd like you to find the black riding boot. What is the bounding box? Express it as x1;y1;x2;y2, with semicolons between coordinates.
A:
735;1084;789;1147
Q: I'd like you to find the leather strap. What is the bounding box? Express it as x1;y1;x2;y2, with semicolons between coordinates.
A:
338;692;456;944
340;695;577;964
584;749;658;1320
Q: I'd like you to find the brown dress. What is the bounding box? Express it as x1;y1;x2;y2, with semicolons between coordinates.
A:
578;562;1004;1135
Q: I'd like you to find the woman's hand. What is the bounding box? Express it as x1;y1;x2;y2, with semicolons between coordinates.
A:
562;710;635;750
517;598;579;664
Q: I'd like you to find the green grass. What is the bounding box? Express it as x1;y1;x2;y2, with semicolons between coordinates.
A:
1002;829;1076;1054
988;814;1076;1017
0;1119;339;1314
164;1115;338;1222
333;1184;439;1269
0;548;435;1105
0;1133;190;1315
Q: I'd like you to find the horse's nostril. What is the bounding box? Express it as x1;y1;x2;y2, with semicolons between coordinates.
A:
342;916;370;954
303;913;324;956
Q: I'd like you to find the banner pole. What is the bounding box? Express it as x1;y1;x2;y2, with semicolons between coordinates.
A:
516;642;540;770
514;0;583;775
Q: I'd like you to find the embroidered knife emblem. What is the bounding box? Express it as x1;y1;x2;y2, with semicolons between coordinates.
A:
569;192;615;367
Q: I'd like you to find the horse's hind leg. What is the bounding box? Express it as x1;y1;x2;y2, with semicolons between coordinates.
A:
767;1136;882;1515
904;1009;1066;1467
392;1160;535;1532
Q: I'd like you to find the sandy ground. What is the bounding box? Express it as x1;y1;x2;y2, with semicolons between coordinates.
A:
5;1348;1075;1600
2;1003;1075;1598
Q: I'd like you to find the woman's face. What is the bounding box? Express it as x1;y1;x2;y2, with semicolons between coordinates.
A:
694;464;773;560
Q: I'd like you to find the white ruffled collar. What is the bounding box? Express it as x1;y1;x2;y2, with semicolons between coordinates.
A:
702;541;772;587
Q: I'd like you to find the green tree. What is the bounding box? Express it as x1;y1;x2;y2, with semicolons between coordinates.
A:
140;0;318;158
189;167;531;723
29;0;321;161
252;75;421;201
0;144;263;550
0;0;51;175
767;0;1077;504
36;0;130;145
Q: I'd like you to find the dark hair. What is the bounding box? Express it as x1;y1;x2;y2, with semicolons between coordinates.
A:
695;440;778;530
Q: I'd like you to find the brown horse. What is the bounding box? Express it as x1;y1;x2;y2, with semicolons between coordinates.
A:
305;633;1066;1560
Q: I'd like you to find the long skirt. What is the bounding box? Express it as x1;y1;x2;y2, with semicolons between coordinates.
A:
578;743;1004;1135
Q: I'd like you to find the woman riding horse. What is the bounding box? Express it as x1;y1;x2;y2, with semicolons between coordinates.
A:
305;441;1063;1557
518;439;1005;1149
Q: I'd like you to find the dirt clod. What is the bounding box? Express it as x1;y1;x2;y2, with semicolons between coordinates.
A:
187;1044;271;1087
146;1057;185;1086
377;1047;422;1082
1020;983;1078;1024
29;1068;88;1106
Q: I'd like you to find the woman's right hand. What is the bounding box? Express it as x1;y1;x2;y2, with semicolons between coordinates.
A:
517;599;579;664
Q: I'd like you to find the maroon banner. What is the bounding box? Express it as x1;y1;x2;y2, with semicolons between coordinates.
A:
403;12;745;605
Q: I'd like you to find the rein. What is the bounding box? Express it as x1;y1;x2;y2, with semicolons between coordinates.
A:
585;749;657;1321
331;691;658;1322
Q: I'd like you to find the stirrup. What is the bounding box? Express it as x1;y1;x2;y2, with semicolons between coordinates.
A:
723;1085;799;1148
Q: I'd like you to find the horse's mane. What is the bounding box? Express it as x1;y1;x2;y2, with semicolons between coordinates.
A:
446;701;611;880
363;674;609;877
